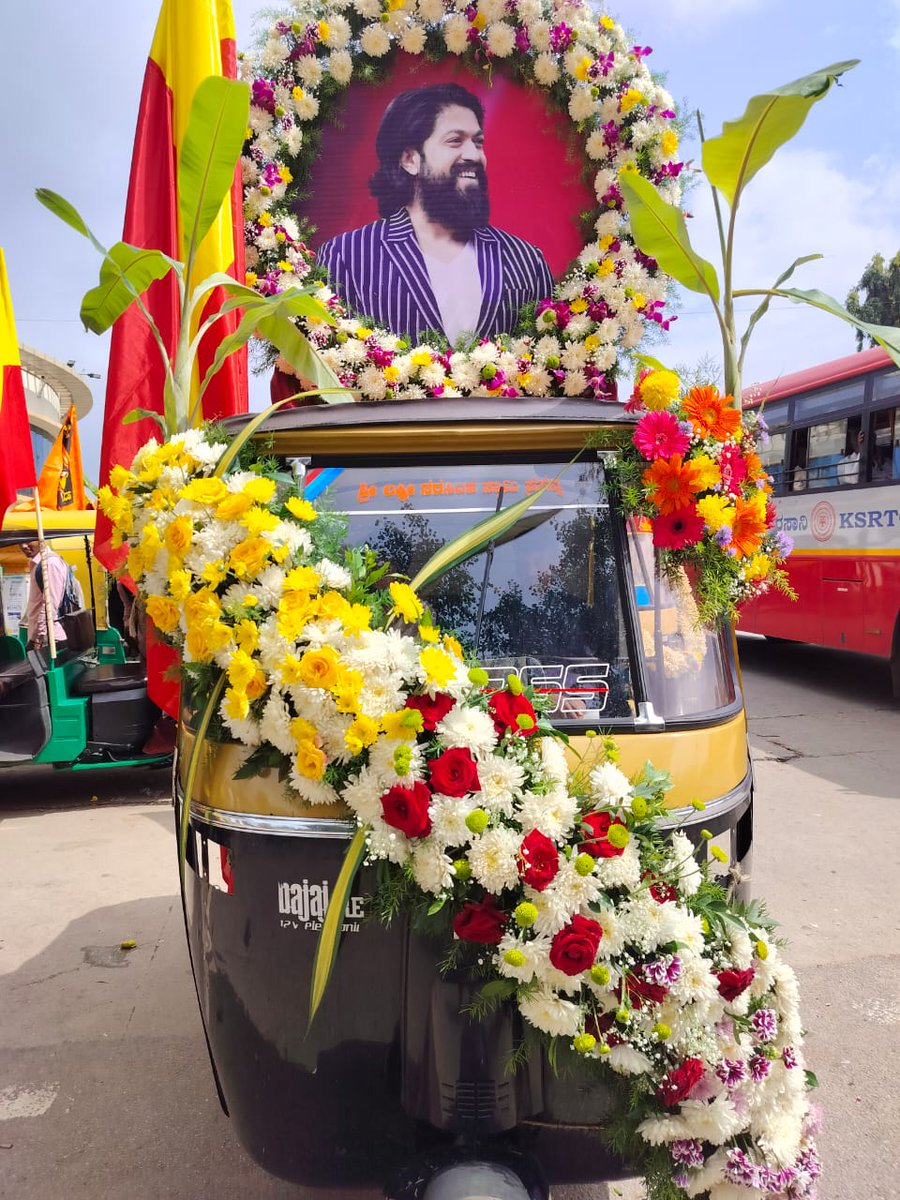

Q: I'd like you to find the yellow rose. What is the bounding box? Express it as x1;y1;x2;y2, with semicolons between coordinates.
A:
228;537;270;579
184;588;222;626
245;666;267;701
216;491;254;520
181;477;228;506
290;716;318;744
298;646;341;690
145;594;180;633
315;591;350;623
164;515;193;557
286;497;318;522
186;624;214;662
389;581;424;623
295;739;326;781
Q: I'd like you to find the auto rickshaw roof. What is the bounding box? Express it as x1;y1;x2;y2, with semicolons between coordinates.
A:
0;527;95;550
223;396;635;458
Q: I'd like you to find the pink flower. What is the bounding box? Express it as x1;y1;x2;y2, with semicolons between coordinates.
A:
633;411;690;460
719;444;748;493
651;506;705;550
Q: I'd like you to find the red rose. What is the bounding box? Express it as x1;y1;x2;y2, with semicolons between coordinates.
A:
585;1010;622;1047
656;1057;705;1107
716;967;756;1001
452;895;507;944
405;692;455;731
381;781;432;838
488;690;537;737
626;970;668;1008
549;914;603;976
580;811;627;859
517;829;560;892
429;747;481;797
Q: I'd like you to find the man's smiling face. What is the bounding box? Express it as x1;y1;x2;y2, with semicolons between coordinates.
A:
406;103;490;238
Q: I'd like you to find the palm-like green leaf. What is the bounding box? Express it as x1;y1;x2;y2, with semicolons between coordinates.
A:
178;672;226;880
409;480;558;595
309;825;369;1029
255;311;348;397
702;61;859;209
80;242;176;334
766;287;900;367
738;255;822;369
35;188;98;247
179;77;250;263
618;171;720;301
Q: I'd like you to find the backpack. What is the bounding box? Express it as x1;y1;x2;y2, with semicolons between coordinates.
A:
35;558;82;617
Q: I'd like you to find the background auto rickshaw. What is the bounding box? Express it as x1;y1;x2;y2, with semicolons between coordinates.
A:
176;398;752;1196
0;523;171;771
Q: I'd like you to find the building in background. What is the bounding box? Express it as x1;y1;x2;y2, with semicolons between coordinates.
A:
19;346;93;475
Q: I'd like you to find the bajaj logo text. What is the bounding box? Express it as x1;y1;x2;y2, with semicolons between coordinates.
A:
277;879;365;932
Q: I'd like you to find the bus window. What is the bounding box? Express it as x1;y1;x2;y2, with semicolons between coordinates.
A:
873;406;898;482
806;418;858;488
759;430;787;491
789;428;809;492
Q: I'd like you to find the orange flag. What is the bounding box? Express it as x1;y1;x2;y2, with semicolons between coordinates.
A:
0;249;38;527
95;0;247;574
36;403;87;510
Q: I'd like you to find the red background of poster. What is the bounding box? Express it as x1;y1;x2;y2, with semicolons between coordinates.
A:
300;57;595;279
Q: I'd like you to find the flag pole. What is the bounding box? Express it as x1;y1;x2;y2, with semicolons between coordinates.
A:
32;489;58;662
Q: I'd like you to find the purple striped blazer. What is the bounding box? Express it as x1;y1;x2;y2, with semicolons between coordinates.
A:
316;209;554;343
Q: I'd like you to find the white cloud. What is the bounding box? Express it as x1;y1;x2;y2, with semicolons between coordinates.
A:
657;148;900;390
616;0;768;24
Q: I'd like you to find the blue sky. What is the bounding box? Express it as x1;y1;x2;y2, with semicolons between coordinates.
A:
2;0;899;479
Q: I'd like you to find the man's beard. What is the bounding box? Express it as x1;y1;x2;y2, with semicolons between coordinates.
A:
417;163;489;239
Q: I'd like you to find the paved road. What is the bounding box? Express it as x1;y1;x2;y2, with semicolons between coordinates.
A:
0;638;897;1199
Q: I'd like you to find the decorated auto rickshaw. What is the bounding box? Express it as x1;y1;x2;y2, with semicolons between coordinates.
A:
43;0;900;1191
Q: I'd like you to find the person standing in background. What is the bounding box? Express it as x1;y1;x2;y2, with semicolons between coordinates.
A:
21;541;68;651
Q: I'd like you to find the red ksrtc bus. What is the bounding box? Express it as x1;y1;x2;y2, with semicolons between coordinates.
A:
741;346;900;695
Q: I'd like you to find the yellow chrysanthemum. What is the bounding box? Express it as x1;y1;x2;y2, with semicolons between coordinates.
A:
639;369;681;412
284;564;320;593
200;560;227;587
224;687;249;721
573;55;592;82
389;581;424;623
241;506;280;537
233;619;259;656
381;709;423;741
690;454;722;492
109;465;135;492
286;497;318;522
276;593;314;641
619;88;646;114
443;634;464;660
316;590;351;623
168;569;193;603
216;491;255;520
345;715;379;757
744;554;771;582
290;716;318;744
227;649;260;693
418;623;440;643
420;646;457;688
411;349;432;368
696;495;735;532
342;603;372;636
228;537;270;579
661;129;679;158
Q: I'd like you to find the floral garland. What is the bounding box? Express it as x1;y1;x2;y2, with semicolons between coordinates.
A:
616;370;795;624
239;0;683;400
99;429;819;1200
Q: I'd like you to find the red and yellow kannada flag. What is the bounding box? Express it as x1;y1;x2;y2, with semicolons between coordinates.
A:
0;248;38;527
96;0;247;572
36;404;87;511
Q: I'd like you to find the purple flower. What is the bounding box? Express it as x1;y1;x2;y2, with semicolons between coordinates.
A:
783;1046;798;1069
631;44;652;60
774;531;794;558
549;22;573;52
672;1171;689;1190
725;1147;761;1188
251;78;276;113
715;1058;747;1088
751;1007;777;1043
749;1053;771;1081
514;25;530;52
670;1138;704;1167
714;526;733;548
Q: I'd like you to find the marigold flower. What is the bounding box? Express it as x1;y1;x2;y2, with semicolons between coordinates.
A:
638;369;681;411
643;455;703;513
682;386;742;441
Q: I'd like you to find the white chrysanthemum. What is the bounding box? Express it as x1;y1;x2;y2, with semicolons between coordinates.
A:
420;360;447;387
563;369;588;397
429;794;473;850
528;19;551;52
360;22;391;55
247;105;274;135
328;49;353;84
341;767;387;823
436;706;497;756
523;366;552;396
417;0;444;20
589;760;632;805
530;884;580;937
466;827;520;893
296;55;324;88
748;1063;806;1165
221;711;261;746
358;675;408;720
665;829;703;896
495;932;540;984
294;91;320;121
412;842;454;895
367;737;426;785
356;364;391;400
668;955;722;1013
354;0;381;17
539;735;568;785
443;13;469;53
542;857;602;915
289;773;341;807
323;14;352;49
519;988;581;1038
449;356;482;391
618;893;683;953
607;1044;653;1076
678;1094;745;1146
518;786;578;841
532;52;559;86
486;21;515;56
400;23;427;54
568;85;596;123
475;756;526;817
258;689;294;756
176;429;225;468
664;908;707;958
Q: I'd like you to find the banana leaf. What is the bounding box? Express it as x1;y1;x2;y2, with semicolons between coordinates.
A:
308;825;370;1029
179;77;250;263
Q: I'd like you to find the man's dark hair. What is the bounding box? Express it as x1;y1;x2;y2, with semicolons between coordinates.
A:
369;83;484;218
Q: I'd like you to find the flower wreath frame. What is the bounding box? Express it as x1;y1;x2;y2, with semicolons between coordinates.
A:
241;0;684;401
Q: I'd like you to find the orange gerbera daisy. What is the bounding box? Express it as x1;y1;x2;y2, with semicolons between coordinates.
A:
730;494;769;558
643;454;703;514
682;386;743;441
